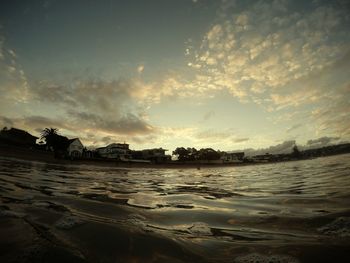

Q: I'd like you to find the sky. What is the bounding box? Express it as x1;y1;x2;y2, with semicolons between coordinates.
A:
0;0;350;153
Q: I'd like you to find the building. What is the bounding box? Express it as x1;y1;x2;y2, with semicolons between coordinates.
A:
96;143;131;160
82;149;94;158
221;152;245;163
0;127;38;146
66;138;84;158
251;153;272;162
141;148;171;163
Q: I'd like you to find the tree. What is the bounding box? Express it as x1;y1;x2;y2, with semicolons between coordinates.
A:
40;128;68;152
173;147;190;161
198;148;220;160
41;128;59;145
187;147;198;161
292;145;301;158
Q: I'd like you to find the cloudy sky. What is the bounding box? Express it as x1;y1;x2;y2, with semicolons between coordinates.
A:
1;0;349;152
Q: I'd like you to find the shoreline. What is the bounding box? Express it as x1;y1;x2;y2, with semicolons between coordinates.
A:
0;143;329;169
0;146;288;170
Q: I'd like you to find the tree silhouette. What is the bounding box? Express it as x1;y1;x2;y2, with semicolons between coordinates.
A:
292;145;301;158
40;128;68;153
41;128;59;147
198;148;220;160
173;147;221;161
173;147;189;161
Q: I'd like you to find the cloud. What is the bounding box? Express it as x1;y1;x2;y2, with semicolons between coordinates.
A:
30;82;77;106
0;115;71;140
184;0;350;111
306;136;341;147
1;1;349;149
67;111;154;136
130;134;158;145
29;73;205;116
0;116;14;127
0;112;156;147
196;129;233;141
183;0;350;141
286;123;303;133
203;110;215;121
232;136;345;156
0;30;182;147
137;64;144;73
243;140;297;156
31;79;135;116
311;83;350;137
0;36;29;103
194;129;250;147
17;77;158;143
23;115;70;130
233;137;249;143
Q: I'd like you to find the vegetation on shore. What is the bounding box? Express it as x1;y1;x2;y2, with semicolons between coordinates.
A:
1;126;350;167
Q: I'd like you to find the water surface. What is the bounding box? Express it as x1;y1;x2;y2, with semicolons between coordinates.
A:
1;154;350;262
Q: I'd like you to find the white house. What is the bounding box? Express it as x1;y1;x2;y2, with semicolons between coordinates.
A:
96;143;131;160
141;148;171;163
67;138;84;158
221;152;245;163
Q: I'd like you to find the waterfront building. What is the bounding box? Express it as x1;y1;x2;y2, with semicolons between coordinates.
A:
96;143;131;160
66;138;84;158
221;152;245;163
141;148;171;163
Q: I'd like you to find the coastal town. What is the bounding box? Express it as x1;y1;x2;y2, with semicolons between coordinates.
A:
1;126;350;166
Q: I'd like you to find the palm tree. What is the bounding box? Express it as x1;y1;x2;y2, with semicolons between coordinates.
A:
40;128;69;156
41;127;58;138
41;127;58;133
40;128;59;148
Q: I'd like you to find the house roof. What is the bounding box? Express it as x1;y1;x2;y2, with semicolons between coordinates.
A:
3;128;38;139
63;138;84;150
68;138;79;143
67;138;84;146
142;148;168;151
107;143;129;147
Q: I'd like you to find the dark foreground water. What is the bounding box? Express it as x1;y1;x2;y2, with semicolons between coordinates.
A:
1;154;350;263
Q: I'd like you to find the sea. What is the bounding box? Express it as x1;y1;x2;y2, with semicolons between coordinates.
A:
0;154;350;263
